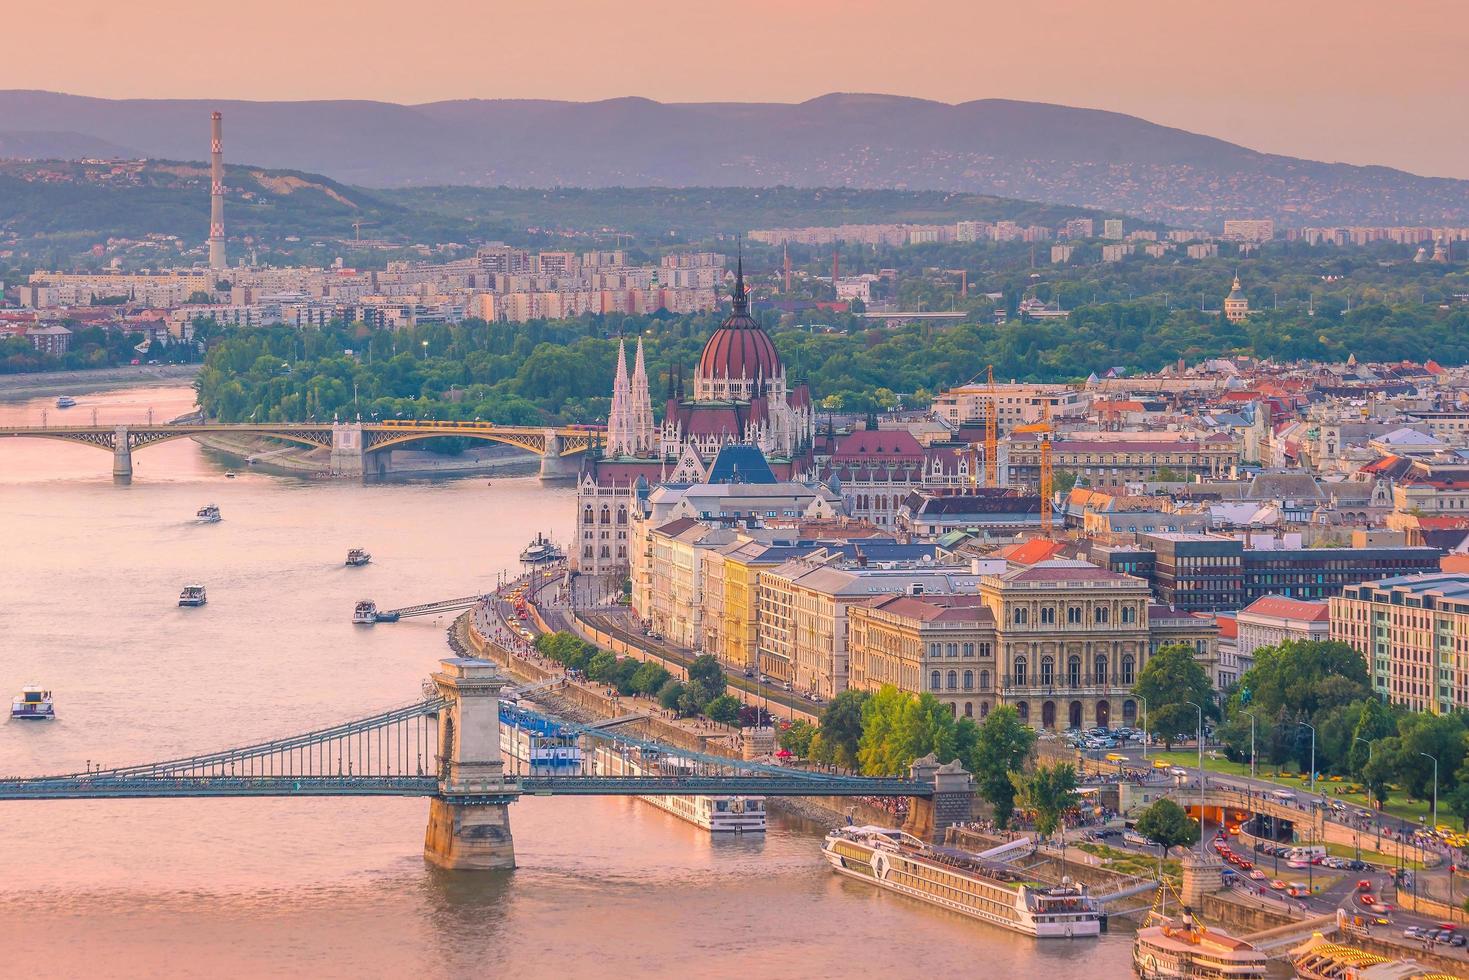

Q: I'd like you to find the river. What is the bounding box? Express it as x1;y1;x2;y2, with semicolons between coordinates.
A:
0;385;1135;978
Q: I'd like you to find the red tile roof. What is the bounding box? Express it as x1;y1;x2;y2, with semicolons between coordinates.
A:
1239;596;1330;622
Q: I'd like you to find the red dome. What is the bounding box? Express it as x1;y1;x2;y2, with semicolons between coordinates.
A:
698;314;782;381
697;258;782;382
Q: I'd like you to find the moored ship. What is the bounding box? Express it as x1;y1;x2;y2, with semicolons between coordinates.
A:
352;600;380;624
498;701;583;772
822;825;1101;938
10;686;55;721
598;746;765;833
1132;913;1267;979
519;533;565;565
178;584;207;607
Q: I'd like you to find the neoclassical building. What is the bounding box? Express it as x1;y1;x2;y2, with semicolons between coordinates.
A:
574;258;816;575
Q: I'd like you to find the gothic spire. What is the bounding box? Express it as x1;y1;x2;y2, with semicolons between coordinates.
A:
731;237;748;316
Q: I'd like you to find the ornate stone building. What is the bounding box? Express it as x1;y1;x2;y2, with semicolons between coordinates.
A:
573;257;816;575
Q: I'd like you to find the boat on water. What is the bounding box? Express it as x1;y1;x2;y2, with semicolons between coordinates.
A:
598;746;765;833
55;395;76;409
519;533;565;565
224;471;236;479
178;584;207;607
1132;913;1267;979
822;826;1101;938
10;686;55;721
498;701;583;771
195;503;222;523
352;600;397;624
345;548;372;567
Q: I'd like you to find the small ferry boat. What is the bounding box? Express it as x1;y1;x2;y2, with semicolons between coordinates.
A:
10;686;55;721
499;701;583;771
822;826;1101;938
195;503;222;523
345;548;372;567
178;584;207;607
519;533;565;565
353;600;380;624
1132;913;1267;979
598;746;765;833
224;471;237;479
55;395;76;409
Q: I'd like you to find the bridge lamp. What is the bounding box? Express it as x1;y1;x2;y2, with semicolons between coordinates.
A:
1185;699;1205;855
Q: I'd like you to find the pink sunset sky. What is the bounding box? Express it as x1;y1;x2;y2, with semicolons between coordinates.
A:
6;0;1467;178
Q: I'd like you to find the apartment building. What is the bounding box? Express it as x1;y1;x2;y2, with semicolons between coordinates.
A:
1331;573;1469;712
755;560;985;699
1235;596;1330;660
931;383;1088;431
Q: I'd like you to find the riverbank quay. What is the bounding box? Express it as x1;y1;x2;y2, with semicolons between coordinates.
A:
0;363;199;401
452;598;904;830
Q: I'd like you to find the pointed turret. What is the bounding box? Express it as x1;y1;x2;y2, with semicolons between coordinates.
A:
631;337;654;455
607;338;631;456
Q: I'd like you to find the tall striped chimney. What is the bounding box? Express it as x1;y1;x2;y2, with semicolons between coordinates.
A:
208;111;226;271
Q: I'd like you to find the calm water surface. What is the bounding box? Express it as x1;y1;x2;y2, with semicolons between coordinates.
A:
0;387;1135;978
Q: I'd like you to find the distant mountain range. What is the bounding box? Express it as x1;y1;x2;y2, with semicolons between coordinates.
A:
0;90;1465;227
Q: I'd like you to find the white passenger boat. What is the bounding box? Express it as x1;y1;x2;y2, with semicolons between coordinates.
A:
822;826;1101;938
498;701;583;772
352;600;380;624
519;533;565;565
55;395;76;409
10;686;55;721
345;548;372;567
598;746;765;833
195;503;222;523
1133;913;1266;978
178;584;207;607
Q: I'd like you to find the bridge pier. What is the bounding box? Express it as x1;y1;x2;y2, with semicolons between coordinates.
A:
112;426;132;482
331;422;365;478
903;754;974;840
424;657;520;870
538;430;579;482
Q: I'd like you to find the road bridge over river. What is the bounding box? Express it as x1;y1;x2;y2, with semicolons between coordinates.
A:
0;658;939;870
0;419;601;480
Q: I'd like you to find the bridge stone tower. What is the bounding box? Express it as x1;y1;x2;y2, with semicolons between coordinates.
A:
424;657;520;870
903;754;974;840
112;426;133;481
330;422;366;477
538;429;579;482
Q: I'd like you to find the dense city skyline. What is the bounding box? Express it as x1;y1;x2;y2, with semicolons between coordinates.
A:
5;1;1469;180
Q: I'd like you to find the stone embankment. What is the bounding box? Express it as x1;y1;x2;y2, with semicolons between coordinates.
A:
449;608;898;829
0;363;200;401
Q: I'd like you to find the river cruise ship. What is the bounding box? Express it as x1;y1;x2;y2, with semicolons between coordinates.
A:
519;534;565;565
178;584;207;607
196;504;222;523
822;826;1102;938
1132;914;1267;979
10;686;55;721
498;701;582;772
598;747;765;833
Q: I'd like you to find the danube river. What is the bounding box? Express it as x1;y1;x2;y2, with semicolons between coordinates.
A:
0;386;1134;978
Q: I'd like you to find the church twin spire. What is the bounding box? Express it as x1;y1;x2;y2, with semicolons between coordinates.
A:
607;336;655;457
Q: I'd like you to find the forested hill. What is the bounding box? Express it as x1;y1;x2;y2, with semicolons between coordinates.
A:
0;91;1465;227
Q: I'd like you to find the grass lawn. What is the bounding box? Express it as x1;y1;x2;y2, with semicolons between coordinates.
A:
1324;841;1429;872
1140;750;1436;826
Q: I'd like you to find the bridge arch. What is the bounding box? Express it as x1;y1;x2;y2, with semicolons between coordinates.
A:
365;429;550;456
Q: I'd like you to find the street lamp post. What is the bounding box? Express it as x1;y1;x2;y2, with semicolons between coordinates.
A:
1420;752;1439;832
1137;694;1149;762
1300;721;1317;896
1242;710;1257;782
1186;700;1205;855
1355;736;1380;849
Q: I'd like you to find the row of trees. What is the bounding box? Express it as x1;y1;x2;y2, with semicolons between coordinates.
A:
532;633;741;723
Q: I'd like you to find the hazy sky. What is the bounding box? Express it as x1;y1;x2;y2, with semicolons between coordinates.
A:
9;0;1469;178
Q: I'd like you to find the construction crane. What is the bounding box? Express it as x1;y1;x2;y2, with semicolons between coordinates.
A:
984;365;999;488
1013;401;1054;535
351;220;375;242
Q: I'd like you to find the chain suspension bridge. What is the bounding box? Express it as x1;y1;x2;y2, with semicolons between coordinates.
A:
0;657;938;870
